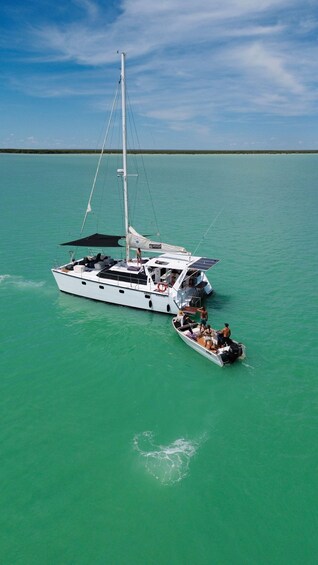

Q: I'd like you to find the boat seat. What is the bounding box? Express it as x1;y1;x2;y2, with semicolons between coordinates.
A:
74;265;85;273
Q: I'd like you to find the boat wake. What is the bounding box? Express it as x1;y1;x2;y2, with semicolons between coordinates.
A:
242;362;255;370
0;274;45;290
133;431;203;486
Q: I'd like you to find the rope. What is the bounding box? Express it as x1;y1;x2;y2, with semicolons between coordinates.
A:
125;89;161;237
193;207;224;256
80;85;120;233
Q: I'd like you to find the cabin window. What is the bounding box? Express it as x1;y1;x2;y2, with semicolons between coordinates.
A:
98;269;148;285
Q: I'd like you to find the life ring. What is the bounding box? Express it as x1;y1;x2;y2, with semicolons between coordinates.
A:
157;282;168;292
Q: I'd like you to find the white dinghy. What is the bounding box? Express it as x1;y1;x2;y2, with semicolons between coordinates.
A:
172;316;246;367
52;53;219;315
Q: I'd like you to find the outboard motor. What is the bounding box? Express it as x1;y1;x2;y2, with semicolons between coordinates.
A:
227;342;242;363
219;340;244;365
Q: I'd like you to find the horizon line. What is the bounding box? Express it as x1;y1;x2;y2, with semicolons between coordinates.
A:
1;148;318;155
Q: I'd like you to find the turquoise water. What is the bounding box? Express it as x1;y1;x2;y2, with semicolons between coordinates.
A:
1;153;317;564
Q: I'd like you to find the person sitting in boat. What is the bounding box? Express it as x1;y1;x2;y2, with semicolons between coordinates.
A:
176;310;184;324
183;313;194;327
177;310;195;335
197;306;208;331
203;325;215;350
217;323;231;346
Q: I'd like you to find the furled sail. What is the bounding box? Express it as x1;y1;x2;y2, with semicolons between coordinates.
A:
127;226;188;254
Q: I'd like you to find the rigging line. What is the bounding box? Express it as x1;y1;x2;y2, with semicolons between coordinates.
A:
126;89;161;236
126;105;137;226
193;207;224;256
80;84;120;234
97;93;120;233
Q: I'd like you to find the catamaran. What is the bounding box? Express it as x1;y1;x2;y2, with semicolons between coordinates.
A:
52;53;219;315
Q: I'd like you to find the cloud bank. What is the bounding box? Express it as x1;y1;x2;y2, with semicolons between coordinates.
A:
1;0;318;148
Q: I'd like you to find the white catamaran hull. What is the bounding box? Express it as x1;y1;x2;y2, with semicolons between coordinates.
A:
52;268;181;314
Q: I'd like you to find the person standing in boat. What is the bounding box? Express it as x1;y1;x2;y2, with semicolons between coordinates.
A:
197;306;208;331
136;248;142;266
217;323;231;346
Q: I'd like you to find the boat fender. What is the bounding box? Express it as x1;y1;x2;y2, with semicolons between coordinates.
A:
157;282;168;292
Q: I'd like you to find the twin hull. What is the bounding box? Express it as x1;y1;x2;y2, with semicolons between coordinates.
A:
52;269;179;314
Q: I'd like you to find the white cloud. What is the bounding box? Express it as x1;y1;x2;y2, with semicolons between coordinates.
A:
74;0;99;20
4;0;318;145
29;0;305;65
229;42;305;94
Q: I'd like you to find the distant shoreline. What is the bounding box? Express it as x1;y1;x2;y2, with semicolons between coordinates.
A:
1;148;317;155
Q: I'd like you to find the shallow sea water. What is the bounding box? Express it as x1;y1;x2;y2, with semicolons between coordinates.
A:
0;153;317;564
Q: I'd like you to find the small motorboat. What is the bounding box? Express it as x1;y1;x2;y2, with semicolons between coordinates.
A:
172;317;246;367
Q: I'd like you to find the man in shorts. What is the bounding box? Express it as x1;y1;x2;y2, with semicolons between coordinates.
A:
217;323;231;346
197;306;208;332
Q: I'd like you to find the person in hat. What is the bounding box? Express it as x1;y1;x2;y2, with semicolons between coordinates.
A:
217;323;231;346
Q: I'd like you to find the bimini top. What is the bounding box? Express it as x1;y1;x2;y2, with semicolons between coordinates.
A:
61;233;124;247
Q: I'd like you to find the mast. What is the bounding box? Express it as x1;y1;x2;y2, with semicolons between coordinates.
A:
121;52;130;262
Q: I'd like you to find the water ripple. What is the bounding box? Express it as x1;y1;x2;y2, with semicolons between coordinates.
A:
133;431;205;486
0;274;45;290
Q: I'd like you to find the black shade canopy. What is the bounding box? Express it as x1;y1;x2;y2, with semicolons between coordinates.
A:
61;233;124;247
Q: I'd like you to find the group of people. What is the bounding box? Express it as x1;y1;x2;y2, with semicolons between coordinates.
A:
197;306;231;347
178;305;232;350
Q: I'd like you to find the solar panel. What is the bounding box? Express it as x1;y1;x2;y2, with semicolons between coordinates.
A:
190;257;220;271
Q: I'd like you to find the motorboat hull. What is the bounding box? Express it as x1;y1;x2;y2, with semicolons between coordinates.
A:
172;318;246;366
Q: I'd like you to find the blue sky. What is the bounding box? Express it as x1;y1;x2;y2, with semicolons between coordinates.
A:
1;0;318;149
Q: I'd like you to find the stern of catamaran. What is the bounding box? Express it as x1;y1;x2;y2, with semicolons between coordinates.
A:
173;257;217;310
174;280;209;311
143;252;218;312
